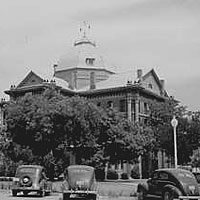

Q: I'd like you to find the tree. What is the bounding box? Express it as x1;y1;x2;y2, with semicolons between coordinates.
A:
146;97;197;166
97;108;155;164
3;87;164;177
4;88;104;177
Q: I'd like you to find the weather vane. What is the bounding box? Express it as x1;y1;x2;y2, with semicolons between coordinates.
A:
80;21;91;38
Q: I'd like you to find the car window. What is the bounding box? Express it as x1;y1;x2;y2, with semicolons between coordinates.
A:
159;172;169;180
16;167;37;176
152;172;159;179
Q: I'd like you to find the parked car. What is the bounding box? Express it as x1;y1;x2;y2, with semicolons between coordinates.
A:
137;168;200;200
61;165;97;200
12;165;52;197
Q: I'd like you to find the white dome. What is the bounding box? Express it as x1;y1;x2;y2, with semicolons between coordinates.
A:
56;37;105;71
58;47;79;69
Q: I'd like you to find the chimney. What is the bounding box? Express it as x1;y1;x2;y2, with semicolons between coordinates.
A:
90;72;96;90
160;79;165;95
137;69;143;81
53;64;58;74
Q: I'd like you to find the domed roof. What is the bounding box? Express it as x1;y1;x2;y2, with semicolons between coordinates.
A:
56;36;105;71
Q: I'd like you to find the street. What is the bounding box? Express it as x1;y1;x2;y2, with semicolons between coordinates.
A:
0;191;61;200
0;191;137;200
0;179;141;200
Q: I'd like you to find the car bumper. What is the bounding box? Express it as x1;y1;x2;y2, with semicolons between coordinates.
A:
63;190;97;199
174;196;200;200
12;186;41;191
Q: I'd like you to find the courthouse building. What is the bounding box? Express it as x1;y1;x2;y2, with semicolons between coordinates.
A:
1;25;171;177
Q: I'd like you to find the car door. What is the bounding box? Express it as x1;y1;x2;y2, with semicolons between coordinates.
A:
156;171;173;196
148;171;160;195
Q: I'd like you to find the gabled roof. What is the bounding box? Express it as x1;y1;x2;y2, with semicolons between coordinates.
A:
142;68;162;89
17;71;44;88
4;70;75;96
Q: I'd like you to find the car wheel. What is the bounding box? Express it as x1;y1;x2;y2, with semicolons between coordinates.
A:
138;188;146;200
12;190;17;197
23;191;29;196
63;193;70;200
88;194;97;200
39;189;45;197
163;190;177;200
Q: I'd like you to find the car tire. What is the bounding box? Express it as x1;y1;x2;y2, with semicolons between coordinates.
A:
39;189;45;197
163;190;178;200
23;191;29;196
12;190;17;197
88;194;97;200
138;188;146;200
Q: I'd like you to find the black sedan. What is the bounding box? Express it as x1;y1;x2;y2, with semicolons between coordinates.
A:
12;165;52;197
137;168;200;200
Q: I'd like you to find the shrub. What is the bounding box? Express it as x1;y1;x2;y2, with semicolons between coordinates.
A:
95;168;105;181
121;172;129;180
106;169;118;180
131;164;140;179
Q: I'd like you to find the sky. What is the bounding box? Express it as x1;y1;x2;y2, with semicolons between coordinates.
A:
0;0;200;111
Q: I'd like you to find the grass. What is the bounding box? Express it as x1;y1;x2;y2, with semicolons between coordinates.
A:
0;180;139;197
52;181;138;197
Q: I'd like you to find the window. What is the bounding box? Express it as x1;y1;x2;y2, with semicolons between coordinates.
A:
119;100;126;112
148;83;153;89
152;172;159;179
144;102;149;114
107;101;113;108
86;58;95;65
159;172;169;180
97;102;101;107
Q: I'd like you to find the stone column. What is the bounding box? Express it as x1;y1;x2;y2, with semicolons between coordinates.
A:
138;155;142;179
127;94;132;121
135;94;140;123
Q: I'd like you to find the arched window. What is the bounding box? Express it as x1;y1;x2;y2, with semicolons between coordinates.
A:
107;101;113;108
148;83;153;89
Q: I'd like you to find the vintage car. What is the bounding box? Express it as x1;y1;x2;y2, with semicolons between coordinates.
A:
61;165;97;200
12;165;52;197
137;168;200;200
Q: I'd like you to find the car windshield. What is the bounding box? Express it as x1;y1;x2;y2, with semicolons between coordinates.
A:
16;167;39;177
68;167;94;181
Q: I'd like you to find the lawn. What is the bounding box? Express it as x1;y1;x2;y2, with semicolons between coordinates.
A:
0;179;142;197
52;180;140;197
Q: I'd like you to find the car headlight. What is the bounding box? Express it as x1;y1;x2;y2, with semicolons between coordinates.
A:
13;177;20;182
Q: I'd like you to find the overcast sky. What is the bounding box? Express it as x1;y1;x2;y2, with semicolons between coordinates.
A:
0;0;200;111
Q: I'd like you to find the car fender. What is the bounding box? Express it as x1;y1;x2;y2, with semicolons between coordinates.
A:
137;182;149;193
163;184;182;196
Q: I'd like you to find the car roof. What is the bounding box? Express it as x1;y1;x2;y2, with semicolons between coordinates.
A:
17;165;43;169
155;168;192;174
67;165;94;170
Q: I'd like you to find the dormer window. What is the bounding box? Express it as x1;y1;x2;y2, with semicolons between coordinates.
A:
148;83;153;89
86;58;95;65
